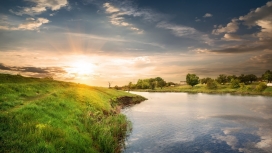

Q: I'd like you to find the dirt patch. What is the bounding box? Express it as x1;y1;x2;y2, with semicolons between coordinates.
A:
116;96;146;108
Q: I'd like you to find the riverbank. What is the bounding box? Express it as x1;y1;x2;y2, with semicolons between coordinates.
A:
0;74;146;153
130;83;272;96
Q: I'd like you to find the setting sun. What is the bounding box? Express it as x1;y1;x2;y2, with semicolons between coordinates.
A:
66;60;95;76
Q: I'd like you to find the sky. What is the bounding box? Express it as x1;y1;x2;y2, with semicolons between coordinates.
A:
0;0;272;86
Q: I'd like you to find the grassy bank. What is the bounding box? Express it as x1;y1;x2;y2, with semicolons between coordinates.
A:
131;83;272;96
0;74;146;153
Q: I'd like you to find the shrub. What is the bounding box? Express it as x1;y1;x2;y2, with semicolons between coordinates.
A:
206;80;218;89
255;82;267;92
246;86;252;91
230;79;240;89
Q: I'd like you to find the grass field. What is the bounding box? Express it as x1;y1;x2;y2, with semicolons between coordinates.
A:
132;83;272;96
0;74;146;153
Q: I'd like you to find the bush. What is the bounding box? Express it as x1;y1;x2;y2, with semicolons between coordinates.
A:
230;79;240;89
206;80;218;89
246;86;253;91
255;82;267;92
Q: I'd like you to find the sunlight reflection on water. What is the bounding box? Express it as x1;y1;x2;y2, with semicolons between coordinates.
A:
122;92;272;153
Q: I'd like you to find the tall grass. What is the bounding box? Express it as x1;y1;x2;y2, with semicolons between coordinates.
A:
0;73;144;153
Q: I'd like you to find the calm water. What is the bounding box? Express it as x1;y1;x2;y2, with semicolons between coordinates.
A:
122;92;272;153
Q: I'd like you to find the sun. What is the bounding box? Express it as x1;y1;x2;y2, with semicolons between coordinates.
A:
67;60;95;76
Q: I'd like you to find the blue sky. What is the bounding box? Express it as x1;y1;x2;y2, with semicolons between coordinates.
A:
0;0;272;86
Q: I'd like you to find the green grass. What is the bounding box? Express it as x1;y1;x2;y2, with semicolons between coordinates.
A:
132;82;272;96
0;74;146;153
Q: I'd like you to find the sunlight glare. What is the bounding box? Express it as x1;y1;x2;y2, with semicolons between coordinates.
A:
67;60;95;76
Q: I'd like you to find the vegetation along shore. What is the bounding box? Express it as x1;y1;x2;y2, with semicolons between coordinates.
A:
121;70;272;96
0;73;146;153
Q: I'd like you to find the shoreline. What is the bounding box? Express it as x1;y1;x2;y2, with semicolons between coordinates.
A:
127;86;272;97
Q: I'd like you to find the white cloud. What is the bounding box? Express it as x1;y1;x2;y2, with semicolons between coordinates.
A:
203;13;213;18
239;1;272;41
0;17;49;31
212;134;238;150
18;18;49;30
222;34;242;41
157;22;197;37
103;3;120;13
210;1;272;53
103;2;143;34
212;0;272;40
9;0;68;16
239;1;272;27
212;19;239;35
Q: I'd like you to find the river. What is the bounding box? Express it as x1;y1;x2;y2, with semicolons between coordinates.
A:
122;92;272;153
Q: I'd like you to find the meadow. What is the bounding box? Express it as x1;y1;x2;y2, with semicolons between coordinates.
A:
0;74;146;153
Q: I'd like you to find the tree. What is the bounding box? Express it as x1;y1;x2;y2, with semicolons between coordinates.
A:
206;79;218;89
216;74;227;85
128;82;132;92
135;77;167;89
247;74;257;84
155;77;166;89
186;73;199;87
200;77;212;84
108;82;112;89
227;75;237;83
166;82;176;86
114;85;120;90
148;78;156;90
230;79;240;89
262;70;272;83
238;74;250;84
255;82;267;92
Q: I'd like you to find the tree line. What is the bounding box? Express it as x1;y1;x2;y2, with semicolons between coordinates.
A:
186;70;272;90
116;70;272;90
118;77;169;90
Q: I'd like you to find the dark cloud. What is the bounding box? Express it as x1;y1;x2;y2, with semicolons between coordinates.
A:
20;67;49;73
210;40;272;53
189;52;272;77
0;63;67;76
0;63;11;70
189;66;266;77
251;53;272;64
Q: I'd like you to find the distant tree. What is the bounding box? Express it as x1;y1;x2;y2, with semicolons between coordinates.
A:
262;70;272;83
166;82;176;86
216;74;228;85
114;85;120;90
206;79;218;89
247;74;257;84
200;77;212;84
230;79;240;89
186;73;199;87
227;75;237;83
155;77;166;89
255;82;267;92
135;77;167;89
238;74;250;84
128;82;132;92
108;82;112;89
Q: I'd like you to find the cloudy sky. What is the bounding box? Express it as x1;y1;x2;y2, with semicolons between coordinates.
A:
0;0;271;86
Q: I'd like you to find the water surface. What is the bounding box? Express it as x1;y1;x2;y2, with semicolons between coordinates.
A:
122;92;272;153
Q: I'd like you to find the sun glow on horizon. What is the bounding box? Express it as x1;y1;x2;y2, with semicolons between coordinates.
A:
65;60;96;77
